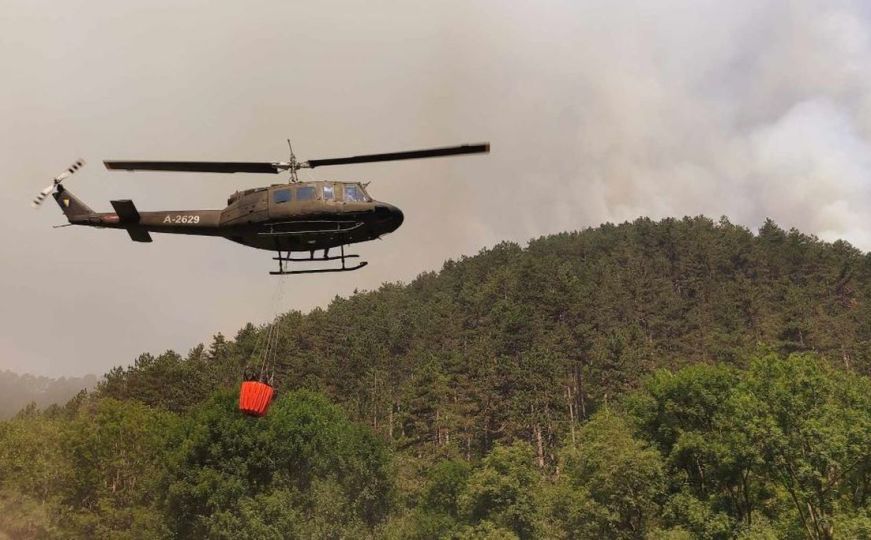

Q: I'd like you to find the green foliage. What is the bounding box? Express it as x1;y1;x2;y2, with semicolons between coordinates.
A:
0;414;65;538
627;364;753;535
100;342;234;413
458;442;541;539
0;397;175;539
551;409;665;539
0;489;58;539
658;491;733;540
2;354;869;539
0;390;393;538
95;217;871;464
628;353;871;540
57;398;178;538
735;354;871;539
450;520;519;539
163;389;393;538
423;459;472;517
3;218;871;538
0;414;65;506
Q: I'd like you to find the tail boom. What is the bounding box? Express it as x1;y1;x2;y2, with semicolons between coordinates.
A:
91;209;223;239
53;188;222;242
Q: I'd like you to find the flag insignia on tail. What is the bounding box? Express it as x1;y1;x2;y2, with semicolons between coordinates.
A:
63;199;70;207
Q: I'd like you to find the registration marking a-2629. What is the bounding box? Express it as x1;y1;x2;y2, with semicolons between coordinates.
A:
163;215;201;224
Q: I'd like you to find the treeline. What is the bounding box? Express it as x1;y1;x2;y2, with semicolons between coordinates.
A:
0;370;97;419
3;216;871;538
0;390;392;538
394;355;871;539
1;354;868;538
101;217;871;461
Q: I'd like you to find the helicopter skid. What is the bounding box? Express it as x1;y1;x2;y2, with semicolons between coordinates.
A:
270;244;366;275
272;254;361;262
270;261;368;275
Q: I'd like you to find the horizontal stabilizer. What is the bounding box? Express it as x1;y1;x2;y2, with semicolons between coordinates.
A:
111;199;141;222
126;228;152;242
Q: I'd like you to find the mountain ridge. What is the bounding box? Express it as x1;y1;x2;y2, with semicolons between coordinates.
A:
0;370;97;419
3;215;870;539
99;216;871;457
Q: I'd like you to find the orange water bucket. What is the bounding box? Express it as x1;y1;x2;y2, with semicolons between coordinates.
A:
239;381;275;417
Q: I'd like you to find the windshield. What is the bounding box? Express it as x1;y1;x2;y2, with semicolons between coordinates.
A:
344;184;368;202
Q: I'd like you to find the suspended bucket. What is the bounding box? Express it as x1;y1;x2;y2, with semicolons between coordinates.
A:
239;381;275;417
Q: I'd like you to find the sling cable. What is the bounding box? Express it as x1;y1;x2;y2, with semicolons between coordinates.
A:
239;279;288;416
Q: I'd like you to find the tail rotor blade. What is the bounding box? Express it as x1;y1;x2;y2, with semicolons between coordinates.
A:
54;159;85;183
32;159;85;209
32;184;55;208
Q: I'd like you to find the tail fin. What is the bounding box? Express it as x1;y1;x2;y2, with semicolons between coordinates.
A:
53;185;94;222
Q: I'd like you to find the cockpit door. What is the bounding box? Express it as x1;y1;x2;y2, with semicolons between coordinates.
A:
268;187;292;219
322;183;336;204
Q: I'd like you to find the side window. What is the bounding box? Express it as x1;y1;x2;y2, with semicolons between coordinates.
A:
323;184;334;201
345;185;362;202
273;189;291;203
296;186;316;201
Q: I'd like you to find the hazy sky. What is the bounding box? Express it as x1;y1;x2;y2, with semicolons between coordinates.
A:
3;0;871;376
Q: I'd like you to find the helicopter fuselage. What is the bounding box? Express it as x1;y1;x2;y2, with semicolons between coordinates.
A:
59;180;404;253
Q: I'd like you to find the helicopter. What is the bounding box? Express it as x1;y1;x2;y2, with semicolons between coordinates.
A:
33;142;489;275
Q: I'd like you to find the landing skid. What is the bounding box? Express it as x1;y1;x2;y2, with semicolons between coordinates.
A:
270;246;367;275
270;262;368;275
273;254;360;262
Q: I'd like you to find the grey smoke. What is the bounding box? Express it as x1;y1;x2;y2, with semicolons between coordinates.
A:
2;0;871;376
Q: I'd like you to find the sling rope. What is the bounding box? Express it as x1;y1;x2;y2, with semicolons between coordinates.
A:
249;277;289;385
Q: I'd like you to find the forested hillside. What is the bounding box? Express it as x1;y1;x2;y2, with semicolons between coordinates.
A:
101;216;871;461
2;217;870;538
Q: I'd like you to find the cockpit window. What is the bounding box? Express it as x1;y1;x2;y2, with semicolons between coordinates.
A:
296;186;316;201
344;184;367;202
323;184;334;200
273;189;291;203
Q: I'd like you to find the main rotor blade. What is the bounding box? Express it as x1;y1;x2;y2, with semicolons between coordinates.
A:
103;161;284;174
303;143;490;169
103;142;490;174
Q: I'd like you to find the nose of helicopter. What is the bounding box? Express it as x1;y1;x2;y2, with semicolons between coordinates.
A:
390;204;404;230
374;203;404;233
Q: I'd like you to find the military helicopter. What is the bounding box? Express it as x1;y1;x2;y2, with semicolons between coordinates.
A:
33;142;489;274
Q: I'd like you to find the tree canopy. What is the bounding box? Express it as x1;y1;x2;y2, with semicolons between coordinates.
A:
2;217;871;538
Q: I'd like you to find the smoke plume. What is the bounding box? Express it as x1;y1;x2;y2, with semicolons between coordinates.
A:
3;0;871;375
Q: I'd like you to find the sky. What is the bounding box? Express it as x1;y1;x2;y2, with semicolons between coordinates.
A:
3;0;871;376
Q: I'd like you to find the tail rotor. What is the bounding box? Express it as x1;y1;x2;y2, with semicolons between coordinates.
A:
32;159;85;208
